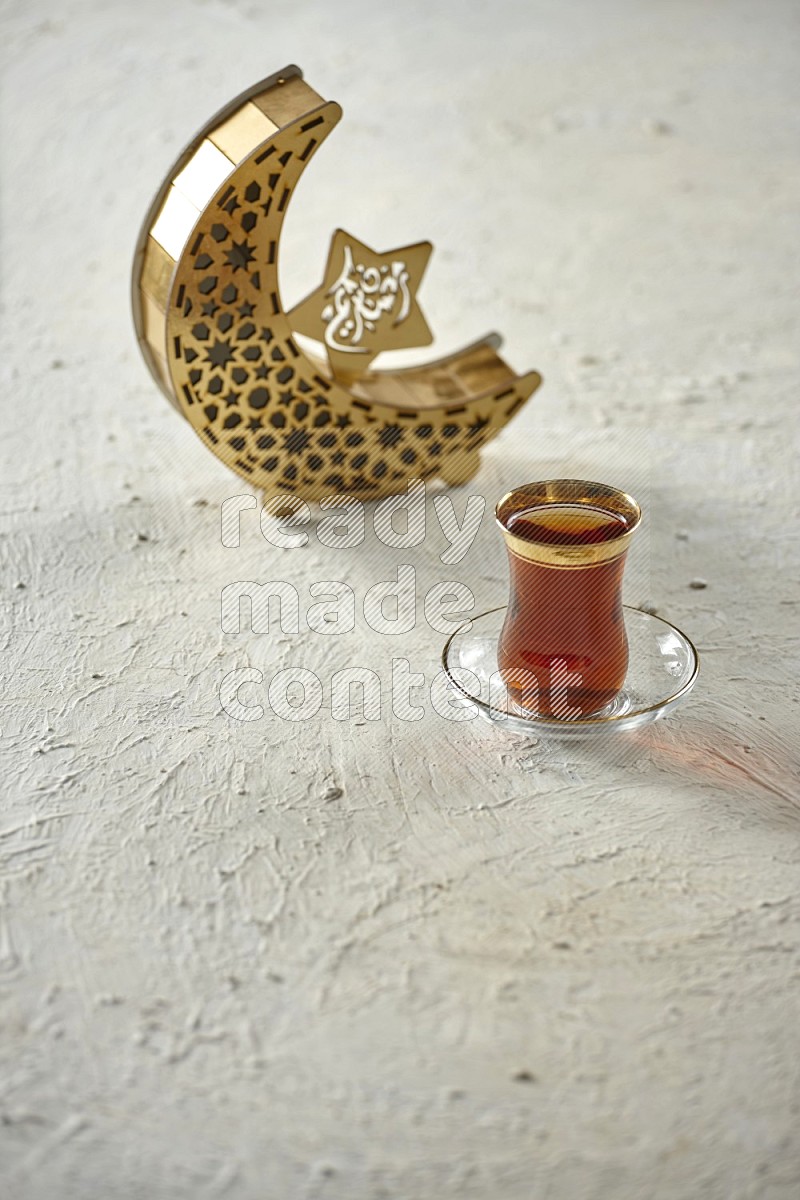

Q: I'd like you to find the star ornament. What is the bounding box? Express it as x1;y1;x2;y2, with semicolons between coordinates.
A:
289;229;433;379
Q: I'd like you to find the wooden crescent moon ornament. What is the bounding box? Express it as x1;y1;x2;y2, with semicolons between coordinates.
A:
132;66;542;501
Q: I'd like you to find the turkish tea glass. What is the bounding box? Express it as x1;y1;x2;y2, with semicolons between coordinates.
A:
496;479;641;719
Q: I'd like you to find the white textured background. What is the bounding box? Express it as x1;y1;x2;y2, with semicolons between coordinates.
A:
2;1;799;1197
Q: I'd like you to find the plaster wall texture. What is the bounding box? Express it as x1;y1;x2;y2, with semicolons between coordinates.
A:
1;1;799;1197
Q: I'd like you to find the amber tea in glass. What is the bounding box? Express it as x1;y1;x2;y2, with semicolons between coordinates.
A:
496;480;641;718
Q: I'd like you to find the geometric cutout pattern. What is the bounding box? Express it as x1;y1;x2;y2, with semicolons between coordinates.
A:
151;75;543;500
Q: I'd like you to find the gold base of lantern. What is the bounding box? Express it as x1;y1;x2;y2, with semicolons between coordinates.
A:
131;66;542;501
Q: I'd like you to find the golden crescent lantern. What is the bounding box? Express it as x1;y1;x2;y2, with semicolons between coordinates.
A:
131;66;542;501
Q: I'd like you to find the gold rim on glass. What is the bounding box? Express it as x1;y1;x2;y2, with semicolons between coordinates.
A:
495;478;641;567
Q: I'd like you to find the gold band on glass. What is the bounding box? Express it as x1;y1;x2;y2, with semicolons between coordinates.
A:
495;478;641;567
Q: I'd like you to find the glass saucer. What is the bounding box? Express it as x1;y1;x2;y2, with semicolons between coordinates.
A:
441;606;699;738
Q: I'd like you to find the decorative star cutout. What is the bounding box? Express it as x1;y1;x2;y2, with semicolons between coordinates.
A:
224;239;256;273
205;339;235;369
378;424;403;448
289;229;433;380
284;429;312;456
467;415;491;438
